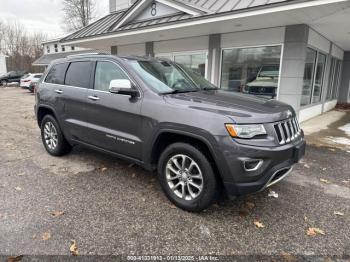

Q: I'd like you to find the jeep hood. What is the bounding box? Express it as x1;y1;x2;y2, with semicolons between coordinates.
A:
163;90;295;124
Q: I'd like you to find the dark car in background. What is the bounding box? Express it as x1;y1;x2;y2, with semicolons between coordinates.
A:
35;55;305;212
0;71;28;86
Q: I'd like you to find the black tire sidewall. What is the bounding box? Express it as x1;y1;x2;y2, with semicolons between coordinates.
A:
40;115;69;156
158;143;217;212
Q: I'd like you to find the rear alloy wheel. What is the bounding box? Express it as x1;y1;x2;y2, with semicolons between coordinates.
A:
41;115;71;156
43;122;58;151
158;143;218;212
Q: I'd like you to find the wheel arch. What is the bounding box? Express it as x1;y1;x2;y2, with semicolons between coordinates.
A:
149;130;223;185
36;105;59;127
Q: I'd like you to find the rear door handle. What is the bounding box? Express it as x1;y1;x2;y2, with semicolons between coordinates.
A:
88;95;100;101
55;89;63;94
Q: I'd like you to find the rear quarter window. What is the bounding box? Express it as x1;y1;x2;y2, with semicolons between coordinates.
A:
45;63;69;84
65;61;93;89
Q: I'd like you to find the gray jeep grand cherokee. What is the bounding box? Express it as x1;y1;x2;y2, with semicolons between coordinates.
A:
35;54;306;212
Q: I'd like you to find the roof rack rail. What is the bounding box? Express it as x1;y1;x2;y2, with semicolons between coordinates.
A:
67;52;109;58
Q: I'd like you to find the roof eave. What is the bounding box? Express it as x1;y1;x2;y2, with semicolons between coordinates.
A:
61;0;348;45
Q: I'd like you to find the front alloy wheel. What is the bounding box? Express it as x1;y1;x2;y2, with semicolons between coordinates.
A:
158;143;218;212
166;154;203;201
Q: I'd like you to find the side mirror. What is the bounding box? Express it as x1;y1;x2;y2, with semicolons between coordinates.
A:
109;79;138;97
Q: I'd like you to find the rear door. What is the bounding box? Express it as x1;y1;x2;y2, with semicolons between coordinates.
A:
85;60;143;160
45;61;93;143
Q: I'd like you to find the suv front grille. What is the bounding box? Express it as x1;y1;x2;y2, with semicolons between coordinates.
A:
273;117;301;145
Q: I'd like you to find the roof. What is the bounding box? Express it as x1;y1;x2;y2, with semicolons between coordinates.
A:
61;0;293;43
62;11;125;43
178;0;289;13
42;34;73;45
32;50;106;66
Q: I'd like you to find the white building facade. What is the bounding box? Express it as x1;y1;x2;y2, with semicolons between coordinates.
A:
60;0;350;122
33;37;91;67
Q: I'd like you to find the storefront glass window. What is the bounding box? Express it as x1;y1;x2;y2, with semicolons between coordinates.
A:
174;53;207;77
332;60;342;100
301;48;317;106
220;45;282;99
326;58;337;100
312;53;326;104
156;53;207;78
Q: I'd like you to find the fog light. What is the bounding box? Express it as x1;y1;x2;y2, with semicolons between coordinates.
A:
243;159;263;172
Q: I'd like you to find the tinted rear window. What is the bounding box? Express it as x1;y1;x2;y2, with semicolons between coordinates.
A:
65;61;93;89
34;74;42;78
45;63;68;84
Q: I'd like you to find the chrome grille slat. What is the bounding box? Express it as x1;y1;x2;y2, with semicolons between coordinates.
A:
283;122;291;143
292;119;298;135
288;121;295;140
278;123;286;145
273;117;301;145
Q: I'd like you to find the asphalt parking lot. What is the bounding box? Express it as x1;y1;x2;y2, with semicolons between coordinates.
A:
0;87;349;259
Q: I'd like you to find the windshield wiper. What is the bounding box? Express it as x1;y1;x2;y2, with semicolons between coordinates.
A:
201;87;219;91
161;89;199;95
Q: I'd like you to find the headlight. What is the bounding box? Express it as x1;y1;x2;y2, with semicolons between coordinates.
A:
225;124;266;139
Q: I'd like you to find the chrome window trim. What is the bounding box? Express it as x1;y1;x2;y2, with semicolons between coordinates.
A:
42;58;143;98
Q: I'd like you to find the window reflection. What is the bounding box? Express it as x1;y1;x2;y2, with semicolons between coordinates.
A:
220;46;282;99
301;48;317;106
156;53;207;78
312;53;326;104
174;54;206;77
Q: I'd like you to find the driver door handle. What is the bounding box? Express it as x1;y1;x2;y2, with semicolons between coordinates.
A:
55;89;63;94
88;95;100;101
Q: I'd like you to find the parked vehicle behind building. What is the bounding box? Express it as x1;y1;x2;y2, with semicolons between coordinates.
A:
0;71;28;86
20;73;43;89
35;55;306;212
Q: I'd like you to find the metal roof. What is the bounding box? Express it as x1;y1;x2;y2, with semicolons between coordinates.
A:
115;13;193;31
178;0;288;13
61;0;292;43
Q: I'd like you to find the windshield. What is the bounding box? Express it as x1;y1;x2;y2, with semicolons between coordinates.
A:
128;59;217;94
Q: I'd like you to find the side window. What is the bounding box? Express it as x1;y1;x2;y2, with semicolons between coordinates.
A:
45;63;68;84
94;61;129;92
65;61;93;89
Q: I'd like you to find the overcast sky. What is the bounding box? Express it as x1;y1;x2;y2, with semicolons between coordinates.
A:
0;0;109;38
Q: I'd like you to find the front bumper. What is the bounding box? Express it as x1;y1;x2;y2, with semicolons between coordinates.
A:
215;136;306;197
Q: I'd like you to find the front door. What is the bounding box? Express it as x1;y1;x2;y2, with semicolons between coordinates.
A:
85;60;143;160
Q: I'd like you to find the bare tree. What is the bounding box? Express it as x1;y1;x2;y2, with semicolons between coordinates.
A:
1;20;47;72
62;0;96;32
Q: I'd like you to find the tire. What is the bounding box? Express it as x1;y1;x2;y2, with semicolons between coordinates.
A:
40;115;71;156
1;80;7;87
158;142;218;212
